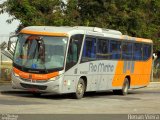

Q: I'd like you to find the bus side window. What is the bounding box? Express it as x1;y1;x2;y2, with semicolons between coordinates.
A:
66;34;83;71
122;42;133;60
109;40;121;59
133;43;143;60
143;44;151;60
82;37;96;62
97;39;109;59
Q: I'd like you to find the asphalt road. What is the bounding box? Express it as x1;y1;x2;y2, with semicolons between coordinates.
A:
0;86;160;115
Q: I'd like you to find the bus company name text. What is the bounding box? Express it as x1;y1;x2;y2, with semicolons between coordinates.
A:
89;63;114;73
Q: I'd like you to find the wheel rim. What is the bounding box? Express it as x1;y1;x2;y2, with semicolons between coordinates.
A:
77;83;84;95
123;81;129;93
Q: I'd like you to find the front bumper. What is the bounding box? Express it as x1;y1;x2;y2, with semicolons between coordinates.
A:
11;73;62;93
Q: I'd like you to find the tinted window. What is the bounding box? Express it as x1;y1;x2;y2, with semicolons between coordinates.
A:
122;42;133;60
82;37;96;62
143;44;151;60
133;43;142;60
109;40;121;59
66;34;83;71
97;39;109;59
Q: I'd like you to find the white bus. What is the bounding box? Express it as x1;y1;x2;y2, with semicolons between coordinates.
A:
11;26;152;99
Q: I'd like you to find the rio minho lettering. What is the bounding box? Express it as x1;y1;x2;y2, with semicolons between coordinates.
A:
89;63;114;73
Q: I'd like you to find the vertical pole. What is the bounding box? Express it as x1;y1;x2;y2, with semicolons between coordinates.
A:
0;51;3;65
0;49;1;79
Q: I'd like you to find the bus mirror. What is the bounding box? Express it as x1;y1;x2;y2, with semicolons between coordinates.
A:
7;40;11;51
8;34;18;55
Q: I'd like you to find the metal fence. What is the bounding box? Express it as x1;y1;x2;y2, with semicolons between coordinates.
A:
153;58;160;81
0;35;12;83
0;51;12;82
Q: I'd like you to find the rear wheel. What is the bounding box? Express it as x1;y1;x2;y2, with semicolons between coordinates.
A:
73;78;85;99
113;78;129;95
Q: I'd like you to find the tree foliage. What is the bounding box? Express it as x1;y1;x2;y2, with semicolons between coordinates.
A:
0;0;65;27
0;0;160;50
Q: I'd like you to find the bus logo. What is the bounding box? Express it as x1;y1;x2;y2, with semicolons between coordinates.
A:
89;63;114;73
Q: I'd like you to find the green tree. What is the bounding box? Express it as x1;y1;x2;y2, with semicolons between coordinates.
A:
72;0;160;50
0;0;65;30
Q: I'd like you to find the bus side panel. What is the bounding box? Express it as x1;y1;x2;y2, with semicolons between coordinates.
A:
143;58;152;85
112;58;152;89
131;61;144;86
62;75;78;93
131;58;152;87
112;61;126;88
62;66;79;93
82;60;118;91
62;60;118;93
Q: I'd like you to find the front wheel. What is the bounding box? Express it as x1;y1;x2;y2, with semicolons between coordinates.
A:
32;93;41;97
73;78;85;99
113;78;129;95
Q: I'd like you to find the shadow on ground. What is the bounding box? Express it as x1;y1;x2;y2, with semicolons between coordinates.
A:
0;90;142;101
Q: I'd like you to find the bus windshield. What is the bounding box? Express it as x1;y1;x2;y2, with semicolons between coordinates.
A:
13;34;68;71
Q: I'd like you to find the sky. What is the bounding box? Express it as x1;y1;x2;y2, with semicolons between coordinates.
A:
0;0;67;36
0;13;20;35
0;0;20;36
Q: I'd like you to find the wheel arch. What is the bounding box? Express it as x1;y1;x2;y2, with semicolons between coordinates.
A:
80;76;87;91
125;75;131;89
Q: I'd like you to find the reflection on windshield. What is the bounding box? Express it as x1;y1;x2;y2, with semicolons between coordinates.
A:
14;34;68;70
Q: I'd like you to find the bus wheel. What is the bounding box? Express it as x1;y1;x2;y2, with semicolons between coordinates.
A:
113;78;129;95
74;78;85;99
32;93;41;97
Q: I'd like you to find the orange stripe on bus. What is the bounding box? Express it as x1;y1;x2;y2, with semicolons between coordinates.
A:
121;35;125;40
121;35;152;43
20;29;68;37
13;67;59;80
136;38;152;43
13;67;29;79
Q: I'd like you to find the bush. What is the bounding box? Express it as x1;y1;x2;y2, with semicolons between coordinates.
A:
0;68;11;81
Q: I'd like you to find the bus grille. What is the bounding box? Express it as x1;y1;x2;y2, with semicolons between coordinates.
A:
20;83;47;90
21;78;48;83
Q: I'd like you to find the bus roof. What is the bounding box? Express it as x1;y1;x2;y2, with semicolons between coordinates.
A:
20;26;122;35
20;26;153;43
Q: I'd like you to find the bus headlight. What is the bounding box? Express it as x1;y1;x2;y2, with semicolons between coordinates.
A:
49;75;61;81
13;71;19;77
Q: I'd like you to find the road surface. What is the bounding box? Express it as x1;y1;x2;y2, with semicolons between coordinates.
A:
0;85;159;114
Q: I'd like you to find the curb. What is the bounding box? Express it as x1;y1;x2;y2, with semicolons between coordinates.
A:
148;82;160;88
0;81;11;85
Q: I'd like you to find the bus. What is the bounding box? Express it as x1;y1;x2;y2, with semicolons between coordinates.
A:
10;26;153;99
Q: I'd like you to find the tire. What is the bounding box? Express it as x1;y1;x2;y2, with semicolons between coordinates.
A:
73;78;85;99
32;93;41;97
113;78;129;95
